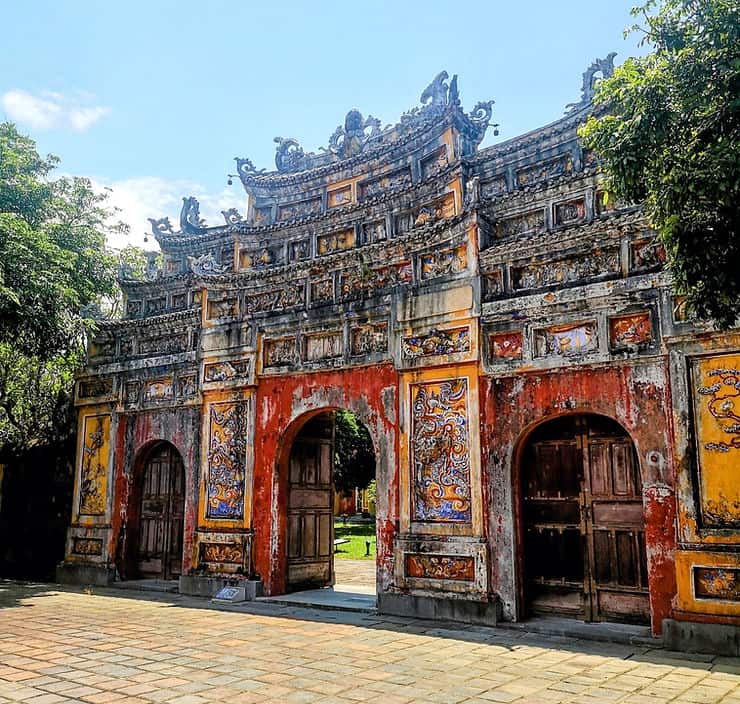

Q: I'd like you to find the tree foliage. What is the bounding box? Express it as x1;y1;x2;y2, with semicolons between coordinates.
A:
0;122;120;455
333;410;375;495
579;0;740;327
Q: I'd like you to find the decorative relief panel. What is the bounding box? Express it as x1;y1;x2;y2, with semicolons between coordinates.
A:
554;197;586;226
496;209;546;239
340;261;412;301
350;323;388;356
631;237;666;271
318;228;356;256
490;331;523;360
253;205;272;226
609;312;652;348
420;244;467;280
359;168;411;199
482;269;505;300
207;298;238;320
205;402;248;520
239;246;277;270
79;415;110;517
419;146;448;179
177;374;198;397
691;354;740;527
289;239;310;262
327;184;352;208
402;327;470;359
534;321;597;358
78;377;113;399
263;337;299;368
694;567;740;601
481;176;508;199
138;333;189;356
171;292;187;309
126;300;143;317
124;381;140;409
414;192;456;227
143;378;174;402
199;542;243;565
146;297;167;315
362;219;386;243
516;154;573;187
406;554;475;582
245;281;305;314
310;278;335;304
204;360;250;383
512;248;620;290
72;537;103;556
411;379;472;522
305;331;343;361
277;197;321;221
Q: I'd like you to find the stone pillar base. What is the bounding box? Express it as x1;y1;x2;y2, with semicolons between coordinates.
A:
662;618;740;656
179;575;263;599
379;592;501;625
55;562;116;587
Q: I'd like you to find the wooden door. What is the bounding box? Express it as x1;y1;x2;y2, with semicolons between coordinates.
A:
522;416;649;624
137;444;185;580
287;415;334;591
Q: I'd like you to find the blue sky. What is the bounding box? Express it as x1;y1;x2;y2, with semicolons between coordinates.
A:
1;1;645;248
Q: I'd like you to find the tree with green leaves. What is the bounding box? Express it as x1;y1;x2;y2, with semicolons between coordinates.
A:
579;0;740;327
0;122;120;455
333;410;375;496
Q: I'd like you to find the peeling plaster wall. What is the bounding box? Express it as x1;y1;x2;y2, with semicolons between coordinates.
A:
252;364;398;595
480;360;677;634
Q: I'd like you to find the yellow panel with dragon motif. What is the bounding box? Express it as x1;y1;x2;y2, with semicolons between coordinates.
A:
691;354;740;529
77;413;111;519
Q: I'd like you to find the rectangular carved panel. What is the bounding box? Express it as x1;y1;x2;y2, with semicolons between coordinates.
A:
419;146;448;180
277;198;321;221
496;209;546;238
350;323;388;356
207;298;238;320
534;321;597;358
511;248;620;290
411;379;472;522
317;228;356;255
516;154;573;187
205;402;248;520
420;244;467;280
78;414;110;516
199;542;243;565
72;537;103;556
305;331;343;361
402;327;470;359
490;331;523;360
609;313;652;348
78;377;113;399
245;282;305;313
359;168;411;199
143;378;174;402
263;337;299;368
406;553;475;581
204;360;250;383
554;197;586;226
327;184;352;208
694;567;740;601
691;355;740;527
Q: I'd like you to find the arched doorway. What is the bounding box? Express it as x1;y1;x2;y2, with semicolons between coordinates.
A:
134;443;185;580
284;411;377;593
520;414;649;624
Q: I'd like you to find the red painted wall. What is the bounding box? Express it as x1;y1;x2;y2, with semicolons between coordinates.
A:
479;361;677;634
252;364;399;595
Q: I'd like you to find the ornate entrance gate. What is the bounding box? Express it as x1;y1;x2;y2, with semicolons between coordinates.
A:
136;443;185;580
521;415;649;624
287;415;335;591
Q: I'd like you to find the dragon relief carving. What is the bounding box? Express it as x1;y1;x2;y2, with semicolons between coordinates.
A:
221;208;244;225
180;196;208;235
187;252;229;276
148;216;175;237
274;136;310;172
566;53;617;111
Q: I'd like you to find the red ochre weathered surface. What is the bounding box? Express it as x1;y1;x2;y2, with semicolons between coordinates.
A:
480;361;677;635
253;364;399;595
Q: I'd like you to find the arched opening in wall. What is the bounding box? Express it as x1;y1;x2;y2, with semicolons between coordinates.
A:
285;410;376;594
519;414;649;625
127;442;185;581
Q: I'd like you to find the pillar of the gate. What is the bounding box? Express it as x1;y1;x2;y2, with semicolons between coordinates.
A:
665;334;740;656
179;309;259;597
57;381;118;586
380;269;499;624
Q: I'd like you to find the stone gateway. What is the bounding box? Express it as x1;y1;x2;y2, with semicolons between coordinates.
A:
58;64;740;653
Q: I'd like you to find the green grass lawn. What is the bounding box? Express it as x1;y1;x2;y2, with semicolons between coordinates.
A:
334;521;376;560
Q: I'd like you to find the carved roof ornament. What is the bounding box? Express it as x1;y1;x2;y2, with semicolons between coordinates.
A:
180;196;208;235
566;52;617;112
187;252;228;277
234;71;496;177
221;208;244;226
148;216;175;237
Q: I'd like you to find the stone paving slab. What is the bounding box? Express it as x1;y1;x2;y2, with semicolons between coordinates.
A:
0;582;738;704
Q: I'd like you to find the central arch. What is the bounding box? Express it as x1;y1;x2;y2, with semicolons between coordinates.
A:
517;413;649;624
277;408;377;594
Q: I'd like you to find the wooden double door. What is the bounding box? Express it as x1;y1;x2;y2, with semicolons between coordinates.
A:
521;415;649;624
136;443;185;580
287;415;334;592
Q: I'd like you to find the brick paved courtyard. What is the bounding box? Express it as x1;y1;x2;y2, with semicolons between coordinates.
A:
1;582;739;704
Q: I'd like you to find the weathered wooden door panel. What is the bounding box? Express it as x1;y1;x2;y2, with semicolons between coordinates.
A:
522;415;649;624
137;444;185;580
287;415;334;592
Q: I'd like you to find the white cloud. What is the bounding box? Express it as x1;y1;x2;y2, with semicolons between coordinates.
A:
92;176;248;251
1;89;110;131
